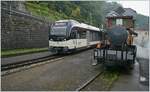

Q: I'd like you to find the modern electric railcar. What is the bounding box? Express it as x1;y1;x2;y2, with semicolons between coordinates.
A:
49;20;102;53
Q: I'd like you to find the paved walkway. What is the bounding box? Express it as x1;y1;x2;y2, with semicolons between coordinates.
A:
135;32;149;86
1;51;53;66
111;32;149;91
110;60;148;91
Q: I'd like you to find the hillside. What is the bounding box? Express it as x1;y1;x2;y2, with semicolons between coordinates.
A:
135;14;149;31
25;1;149;30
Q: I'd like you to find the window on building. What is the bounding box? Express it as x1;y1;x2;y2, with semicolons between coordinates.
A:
116;19;123;25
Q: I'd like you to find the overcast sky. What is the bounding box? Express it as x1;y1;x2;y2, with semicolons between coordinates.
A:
115;1;149;16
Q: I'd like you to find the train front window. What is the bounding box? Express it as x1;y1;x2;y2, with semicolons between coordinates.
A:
50;22;69;36
51;27;67;36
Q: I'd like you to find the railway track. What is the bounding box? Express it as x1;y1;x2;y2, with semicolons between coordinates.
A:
1;48;93;76
76;71;104;91
1;54;65;76
1;54;56;71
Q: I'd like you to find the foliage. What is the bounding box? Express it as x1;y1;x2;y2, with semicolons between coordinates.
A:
25;2;69;21
25;1;149;29
1;48;48;57
25;1;121;27
101;68;120;89
135;14;149;31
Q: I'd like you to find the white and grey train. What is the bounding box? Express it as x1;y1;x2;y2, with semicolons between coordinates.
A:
49;20;102;53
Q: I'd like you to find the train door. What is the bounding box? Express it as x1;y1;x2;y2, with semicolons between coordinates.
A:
74;30;78;48
76;30;87;48
70;30;77;49
76;31;80;48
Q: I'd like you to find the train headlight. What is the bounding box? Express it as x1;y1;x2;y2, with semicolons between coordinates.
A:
50;39;53;41
64;39;66;41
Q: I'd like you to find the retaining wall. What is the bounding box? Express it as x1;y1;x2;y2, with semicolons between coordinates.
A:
1;1;51;49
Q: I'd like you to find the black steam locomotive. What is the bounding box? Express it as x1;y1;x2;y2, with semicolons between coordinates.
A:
93;8;138;68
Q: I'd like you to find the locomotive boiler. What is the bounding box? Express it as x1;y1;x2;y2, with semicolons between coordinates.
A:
106;26;128;47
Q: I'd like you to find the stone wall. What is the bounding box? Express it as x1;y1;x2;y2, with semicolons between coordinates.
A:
1;1;51;49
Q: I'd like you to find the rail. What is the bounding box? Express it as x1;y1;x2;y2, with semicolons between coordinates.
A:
2;48;93;76
76;71;104;91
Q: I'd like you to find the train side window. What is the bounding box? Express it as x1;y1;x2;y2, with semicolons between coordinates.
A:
79;31;86;39
92;32;96;41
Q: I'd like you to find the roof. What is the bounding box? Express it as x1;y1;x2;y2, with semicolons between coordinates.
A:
123;8;137;17
56;19;79;24
55;19;100;32
72;23;100;32
106;7;137;19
